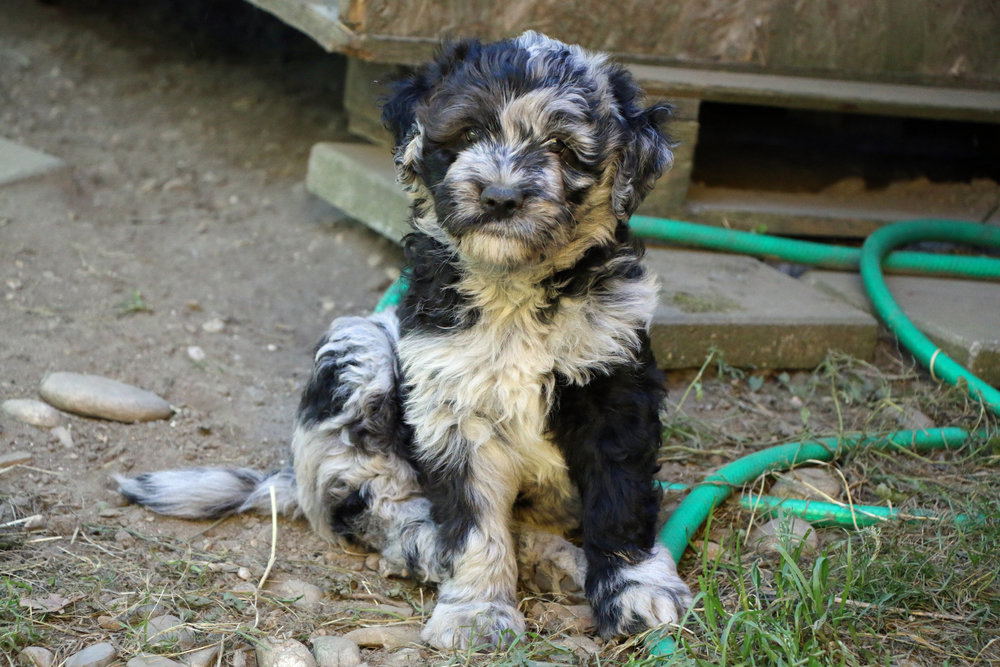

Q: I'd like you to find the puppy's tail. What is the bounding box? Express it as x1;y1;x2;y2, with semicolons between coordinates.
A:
115;466;299;519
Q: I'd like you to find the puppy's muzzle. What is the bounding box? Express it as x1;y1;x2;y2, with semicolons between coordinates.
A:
480;183;525;219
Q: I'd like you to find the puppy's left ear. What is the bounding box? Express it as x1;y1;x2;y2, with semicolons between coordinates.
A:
611;94;673;220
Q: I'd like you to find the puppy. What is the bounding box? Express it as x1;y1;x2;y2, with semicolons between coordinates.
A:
117;31;692;650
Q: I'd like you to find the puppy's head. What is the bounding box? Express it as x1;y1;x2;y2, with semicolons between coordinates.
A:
382;31;672;270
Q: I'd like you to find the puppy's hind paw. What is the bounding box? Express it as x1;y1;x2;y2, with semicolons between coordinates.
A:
590;545;693;637
421;601;525;651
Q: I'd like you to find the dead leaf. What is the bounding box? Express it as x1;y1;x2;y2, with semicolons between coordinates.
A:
20;593;83;613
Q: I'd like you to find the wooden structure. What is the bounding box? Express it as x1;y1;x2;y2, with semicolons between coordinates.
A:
249;0;1000;235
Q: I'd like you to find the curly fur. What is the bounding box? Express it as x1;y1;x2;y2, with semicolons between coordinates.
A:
117;30;691;651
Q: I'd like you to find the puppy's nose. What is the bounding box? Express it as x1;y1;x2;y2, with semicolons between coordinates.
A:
480;184;525;218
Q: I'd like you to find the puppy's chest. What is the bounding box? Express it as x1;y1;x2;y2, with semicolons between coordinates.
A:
399;292;640;426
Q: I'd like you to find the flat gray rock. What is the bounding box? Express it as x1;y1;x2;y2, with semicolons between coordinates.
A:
0;138;66;187
144;614;194;649
39;372;172;422
64;643;116;667
2;398;62;428
803;270;1000;384
18;647;54;667
647;249;877;369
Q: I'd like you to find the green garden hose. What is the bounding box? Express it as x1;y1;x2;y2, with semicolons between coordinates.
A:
371;216;999;657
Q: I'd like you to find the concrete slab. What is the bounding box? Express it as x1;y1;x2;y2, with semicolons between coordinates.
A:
306;141;410;242
0;138;66;186
647;250;877;369
803;270;1000;384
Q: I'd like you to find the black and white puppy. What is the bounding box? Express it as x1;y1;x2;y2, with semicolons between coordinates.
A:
117;31;692;650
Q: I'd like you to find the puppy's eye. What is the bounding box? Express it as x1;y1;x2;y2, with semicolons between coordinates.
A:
545;137;568;154
462;127;483;143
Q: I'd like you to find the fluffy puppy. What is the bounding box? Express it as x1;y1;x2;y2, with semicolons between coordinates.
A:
117;31;692;650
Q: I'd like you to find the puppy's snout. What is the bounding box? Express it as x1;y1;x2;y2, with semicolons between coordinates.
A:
480;184;525;218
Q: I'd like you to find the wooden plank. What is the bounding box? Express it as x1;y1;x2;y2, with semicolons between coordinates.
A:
631;65;1000;124
244;0;353;52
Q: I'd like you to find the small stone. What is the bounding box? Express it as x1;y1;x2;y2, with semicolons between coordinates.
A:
144;614;194;649
236;567;253;581
265;579;324;610
201;318;225;333
97;615;122;630
114;529;135;548
126;657;184;667
256;638;316;667
364;553;381;571
901;407;935;431
0;451;32;470
750;516;819;556
64;643;116;667
698;540;722;561
40;372;173;423
187;346;206;362
22;514;45;531
770;467;842;501
51;425;74;448
18;646;54;667
181;646;220;667
311;636;361;667
2;399;62;427
552;635;601;661
232;651;246;667
343;625;422;649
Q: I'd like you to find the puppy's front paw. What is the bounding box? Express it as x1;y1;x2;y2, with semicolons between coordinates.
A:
589;545;692;637
421;600;525;651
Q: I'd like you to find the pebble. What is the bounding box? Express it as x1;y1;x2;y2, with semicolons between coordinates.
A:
0;451;32;470
181;645;220;667
187;346;206;362
2;398;62;427
64;643;116;667
97;614;122;630
343;625;421;649
144;614;194;649
131;602;169;620
311;636;362;667
51;425;74;448
201;317;225;333
236;566;253;581
256;638;316;667
265;579;324;610
17;647;54;667
769;467;842;501
126;657;184;667
750;516;819;556
39;372;173;423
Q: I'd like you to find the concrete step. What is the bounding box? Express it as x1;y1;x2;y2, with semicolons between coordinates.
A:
803;270;1000;384
306;139;879;369
648;250;877;369
307;141;410;243
0;137;66;187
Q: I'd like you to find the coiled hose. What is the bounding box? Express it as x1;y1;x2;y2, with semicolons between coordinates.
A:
373;217;1000;656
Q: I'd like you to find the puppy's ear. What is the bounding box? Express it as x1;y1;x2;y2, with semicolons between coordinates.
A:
610;72;673;219
381;39;481;187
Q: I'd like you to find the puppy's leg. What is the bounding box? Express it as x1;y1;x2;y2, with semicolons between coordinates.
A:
549;347;692;637
292;311;445;582
416;438;525;650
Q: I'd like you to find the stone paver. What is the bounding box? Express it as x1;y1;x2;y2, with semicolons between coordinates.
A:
648;250;877;369
307;141;409;243
803;270;1000;384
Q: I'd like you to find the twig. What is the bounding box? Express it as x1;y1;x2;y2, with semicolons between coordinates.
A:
833;596;967;622
257;485;278;590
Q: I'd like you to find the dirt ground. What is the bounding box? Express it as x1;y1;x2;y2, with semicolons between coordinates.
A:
2;2;998;666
